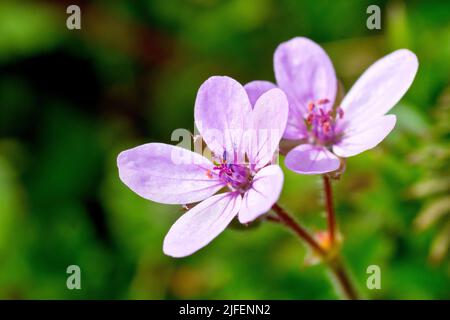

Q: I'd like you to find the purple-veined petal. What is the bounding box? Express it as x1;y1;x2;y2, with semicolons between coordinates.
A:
340;49;418;129
117;143;223;205
274;37;337;139
194;76;252;162
247;88;289;169
333;115;396;158
238;165;283;224
285;144;340;174
163;192;241;257
244;80;277;107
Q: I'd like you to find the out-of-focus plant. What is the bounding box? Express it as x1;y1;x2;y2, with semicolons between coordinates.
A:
410;87;450;265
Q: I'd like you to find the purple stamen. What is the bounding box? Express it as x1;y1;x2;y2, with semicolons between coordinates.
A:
207;151;252;192
304;98;344;146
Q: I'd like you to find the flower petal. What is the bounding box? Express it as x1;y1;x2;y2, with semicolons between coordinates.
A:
117;143;223;204
340;49;418;128
238;165;283;224
283;117;308;140
247;88;289;169
244;80;277;107
195;76;252;162
285;144;340;174
333;115;396;158
274;37;337;139
163;192;241;257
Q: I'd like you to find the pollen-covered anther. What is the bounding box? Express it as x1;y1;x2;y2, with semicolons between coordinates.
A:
303;98;344;146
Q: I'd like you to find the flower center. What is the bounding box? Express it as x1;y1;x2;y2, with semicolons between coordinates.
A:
304;98;344;146
205;151;252;193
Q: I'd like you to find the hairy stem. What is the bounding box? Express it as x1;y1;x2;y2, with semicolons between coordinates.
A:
322;175;358;299
323;175;336;246
270;203;358;300
271;203;326;257
328;258;359;300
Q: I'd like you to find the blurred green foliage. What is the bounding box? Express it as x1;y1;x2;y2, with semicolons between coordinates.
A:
0;0;449;299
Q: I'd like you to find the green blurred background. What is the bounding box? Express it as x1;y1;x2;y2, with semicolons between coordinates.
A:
0;0;449;299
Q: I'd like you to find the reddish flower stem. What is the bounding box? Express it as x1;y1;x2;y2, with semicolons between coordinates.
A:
323;175;336;246
328;258;359;300
271;203;327;257
270;202;358;300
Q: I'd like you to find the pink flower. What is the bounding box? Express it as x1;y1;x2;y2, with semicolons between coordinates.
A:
246;37;419;174
117;76;288;257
